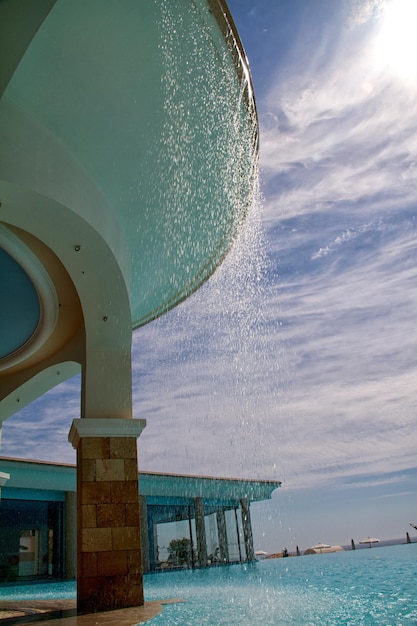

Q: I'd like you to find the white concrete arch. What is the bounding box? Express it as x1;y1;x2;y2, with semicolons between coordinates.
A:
0;182;134;420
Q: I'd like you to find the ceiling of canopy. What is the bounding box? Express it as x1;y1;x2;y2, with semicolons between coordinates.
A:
0;0;258;410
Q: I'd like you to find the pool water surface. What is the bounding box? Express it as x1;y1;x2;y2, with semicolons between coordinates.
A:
1;544;416;625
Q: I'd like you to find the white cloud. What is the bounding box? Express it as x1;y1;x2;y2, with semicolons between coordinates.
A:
259;7;417;227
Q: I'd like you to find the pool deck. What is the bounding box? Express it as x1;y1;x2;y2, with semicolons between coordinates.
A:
0;598;181;625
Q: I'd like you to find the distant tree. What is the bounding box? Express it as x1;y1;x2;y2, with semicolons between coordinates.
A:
167;537;192;567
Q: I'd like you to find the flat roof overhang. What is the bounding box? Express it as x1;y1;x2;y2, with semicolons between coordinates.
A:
0;457;281;508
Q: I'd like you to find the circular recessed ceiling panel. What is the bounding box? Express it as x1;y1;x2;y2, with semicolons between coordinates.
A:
0;246;40;359
0;225;59;371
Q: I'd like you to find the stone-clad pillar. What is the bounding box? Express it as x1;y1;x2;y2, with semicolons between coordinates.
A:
240;498;255;562
69;418;146;614
194;497;208;568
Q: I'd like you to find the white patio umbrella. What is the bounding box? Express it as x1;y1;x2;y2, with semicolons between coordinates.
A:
255;550;268;560
359;537;380;548
306;543;332;553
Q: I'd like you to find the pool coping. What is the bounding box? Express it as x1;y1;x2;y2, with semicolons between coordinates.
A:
0;598;182;625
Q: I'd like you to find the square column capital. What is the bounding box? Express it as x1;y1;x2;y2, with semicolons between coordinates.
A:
68;418;146;449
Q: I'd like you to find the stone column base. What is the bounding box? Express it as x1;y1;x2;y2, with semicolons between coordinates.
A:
69;418;146;614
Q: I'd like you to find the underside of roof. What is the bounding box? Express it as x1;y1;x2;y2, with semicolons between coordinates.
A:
0;0;258;417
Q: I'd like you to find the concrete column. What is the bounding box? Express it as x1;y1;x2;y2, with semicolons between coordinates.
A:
188;505;195;568
69;418;146;614
153;522;159;566
194;498;208;568
240;498;255;562
146;510;157;571
139;496;150;573
65;492;77;579
0;425;10;502
216;509;229;563
234;508;242;562
40;526;49;577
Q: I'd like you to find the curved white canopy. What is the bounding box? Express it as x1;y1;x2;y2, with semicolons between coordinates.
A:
0;0;258;416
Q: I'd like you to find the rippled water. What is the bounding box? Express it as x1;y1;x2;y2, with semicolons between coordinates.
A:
1;545;416;625
145;545;417;625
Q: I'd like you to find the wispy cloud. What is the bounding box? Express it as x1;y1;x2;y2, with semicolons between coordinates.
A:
260;4;417;227
250;4;417;491
2;377;80;463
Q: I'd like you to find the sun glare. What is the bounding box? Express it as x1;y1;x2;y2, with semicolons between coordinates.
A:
374;0;417;78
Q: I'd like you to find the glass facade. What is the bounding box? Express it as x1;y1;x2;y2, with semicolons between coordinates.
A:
0;459;279;582
151;503;248;570
0;499;64;581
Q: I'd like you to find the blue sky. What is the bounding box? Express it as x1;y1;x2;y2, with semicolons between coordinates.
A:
3;0;417;553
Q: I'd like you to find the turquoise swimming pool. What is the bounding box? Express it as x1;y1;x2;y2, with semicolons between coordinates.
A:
1;544;416;625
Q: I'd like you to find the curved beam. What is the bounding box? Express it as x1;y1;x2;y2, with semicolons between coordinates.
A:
0;182;133;419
